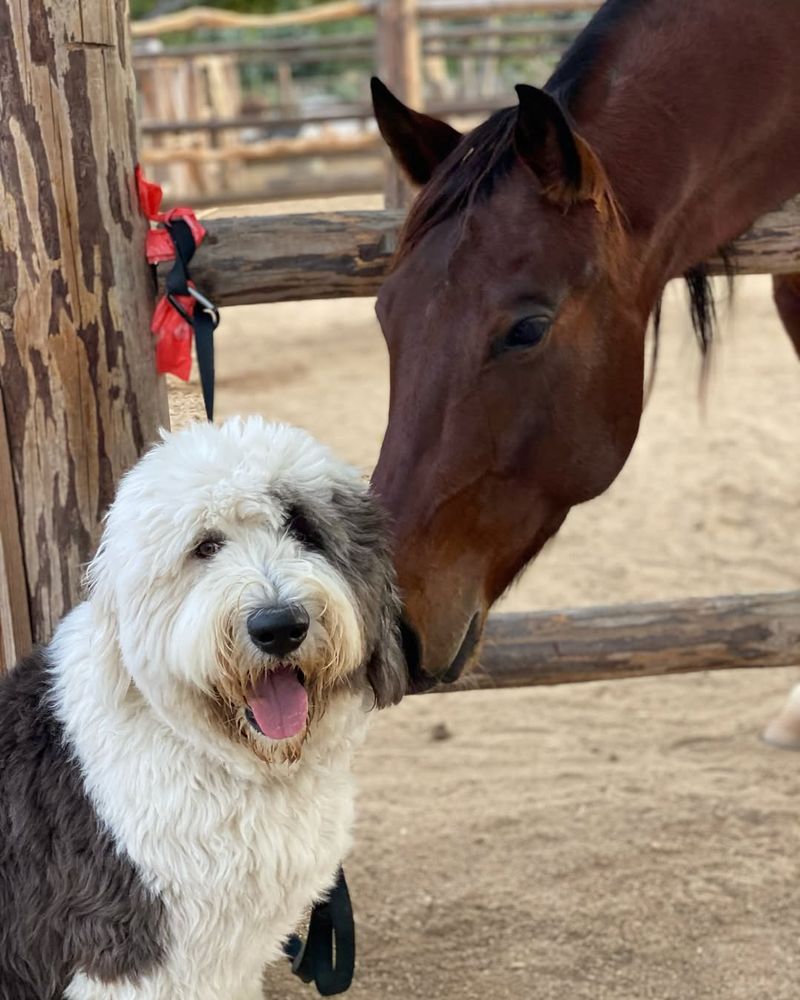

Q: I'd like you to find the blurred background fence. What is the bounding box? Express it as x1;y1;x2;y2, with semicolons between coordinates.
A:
132;0;599;207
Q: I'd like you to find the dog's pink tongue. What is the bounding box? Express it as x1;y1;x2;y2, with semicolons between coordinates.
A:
246;667;308;741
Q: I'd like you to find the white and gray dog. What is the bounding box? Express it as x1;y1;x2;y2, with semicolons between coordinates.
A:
0;416;405;1000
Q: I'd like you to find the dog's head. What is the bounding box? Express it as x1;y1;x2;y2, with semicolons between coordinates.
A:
87;417;405;764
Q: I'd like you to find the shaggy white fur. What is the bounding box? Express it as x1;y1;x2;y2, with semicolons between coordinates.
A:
44;417;403;1000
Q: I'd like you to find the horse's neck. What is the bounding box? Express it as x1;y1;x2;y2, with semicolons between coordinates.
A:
571;0;800;286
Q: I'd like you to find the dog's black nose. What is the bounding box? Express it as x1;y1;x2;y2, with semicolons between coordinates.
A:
247;605;309;657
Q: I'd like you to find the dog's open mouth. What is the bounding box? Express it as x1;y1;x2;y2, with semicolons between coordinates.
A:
243;666;308;741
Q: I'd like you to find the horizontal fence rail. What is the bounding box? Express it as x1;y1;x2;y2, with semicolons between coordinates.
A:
168;196;800;307
131;0;377;37
139;133;382;166
182;175;386;208
131;0;599;36
139;98;509;137
418;0;598;14
132;22;588;63
441;590;800;692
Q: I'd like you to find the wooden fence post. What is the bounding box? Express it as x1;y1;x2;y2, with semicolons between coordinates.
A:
0;389;31;669
0;0;169;664
376;0;422;208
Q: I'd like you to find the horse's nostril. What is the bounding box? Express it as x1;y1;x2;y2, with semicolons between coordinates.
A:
399;617;421;676
441;612;481;684
400;617;440;694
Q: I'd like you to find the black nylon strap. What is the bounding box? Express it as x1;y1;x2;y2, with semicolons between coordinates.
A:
284;867;355;996
164;219;195;297
164;218;217;420
193;319;215;423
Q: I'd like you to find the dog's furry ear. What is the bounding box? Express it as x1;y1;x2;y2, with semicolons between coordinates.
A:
84;539;121;644
366;586;407;708
328;481;407;706
83;538;134;702
85;538;111;608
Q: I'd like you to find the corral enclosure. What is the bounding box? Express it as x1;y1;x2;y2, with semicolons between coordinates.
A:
2;0;800;996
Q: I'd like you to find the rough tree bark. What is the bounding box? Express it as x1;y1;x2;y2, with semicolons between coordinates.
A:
0;390;31;669
0;0;168;664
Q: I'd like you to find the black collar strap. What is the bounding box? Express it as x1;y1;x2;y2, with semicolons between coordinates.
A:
283;866;356;995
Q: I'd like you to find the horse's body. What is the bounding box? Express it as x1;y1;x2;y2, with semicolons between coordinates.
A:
370;0;800;689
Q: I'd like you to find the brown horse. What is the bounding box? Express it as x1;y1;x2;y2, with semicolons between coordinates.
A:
369;0;800;692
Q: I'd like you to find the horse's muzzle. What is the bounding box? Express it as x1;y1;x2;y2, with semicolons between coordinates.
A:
403;612;481;693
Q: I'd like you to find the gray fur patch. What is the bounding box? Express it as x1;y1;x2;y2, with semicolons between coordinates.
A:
328;485;406;708
280;483;406;707
0;651;166;1000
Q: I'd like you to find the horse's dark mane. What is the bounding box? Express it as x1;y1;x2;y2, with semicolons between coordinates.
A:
397;0;650;262
396;107;519;262
547;0;652;110
396;0;726;354
659;251;735;358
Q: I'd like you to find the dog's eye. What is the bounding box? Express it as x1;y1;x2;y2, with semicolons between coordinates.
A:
193;536;224;560
286;506;325;553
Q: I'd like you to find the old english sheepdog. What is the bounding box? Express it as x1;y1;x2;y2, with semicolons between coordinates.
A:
0;416;405;1000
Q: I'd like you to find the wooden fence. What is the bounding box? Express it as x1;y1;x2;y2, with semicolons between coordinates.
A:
156;197;800;307
132;0;598;205
466;591;800;690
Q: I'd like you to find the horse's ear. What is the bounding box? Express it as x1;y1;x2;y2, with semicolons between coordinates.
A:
514;84;592;204
371;76;463;185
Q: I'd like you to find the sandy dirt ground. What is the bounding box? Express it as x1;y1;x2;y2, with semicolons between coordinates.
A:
168;196;800;999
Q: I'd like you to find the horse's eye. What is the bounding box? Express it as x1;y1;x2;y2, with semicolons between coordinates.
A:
193;535;224;560
503;315;551;351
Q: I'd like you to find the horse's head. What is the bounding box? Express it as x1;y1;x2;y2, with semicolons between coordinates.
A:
371;79;650;689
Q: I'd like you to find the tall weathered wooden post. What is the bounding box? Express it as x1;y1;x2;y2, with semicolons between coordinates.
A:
0;0;168;669
376;0;422;209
